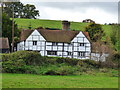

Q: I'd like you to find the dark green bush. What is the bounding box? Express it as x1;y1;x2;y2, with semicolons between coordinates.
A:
2;51;47;66
2;50;116;75
2;51;47;73
56;57;79;66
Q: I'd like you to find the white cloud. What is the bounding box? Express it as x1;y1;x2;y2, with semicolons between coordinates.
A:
38;6;118;24
20;1;118;24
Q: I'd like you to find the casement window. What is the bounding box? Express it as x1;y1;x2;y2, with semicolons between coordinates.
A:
47;51;57;55
67;52;72;56
80;43;85;46
52;42;58;46
33;41;37;45
78;52;85;57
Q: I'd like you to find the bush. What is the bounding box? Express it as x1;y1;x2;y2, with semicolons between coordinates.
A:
2;51;47;65
2;51;47;73
57;64;75;75
105;52;120;68
56;57;79;66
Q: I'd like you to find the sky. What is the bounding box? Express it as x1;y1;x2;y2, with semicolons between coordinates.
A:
20;0;119;24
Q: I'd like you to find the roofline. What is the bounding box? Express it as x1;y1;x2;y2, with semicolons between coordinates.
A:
81;31;92;44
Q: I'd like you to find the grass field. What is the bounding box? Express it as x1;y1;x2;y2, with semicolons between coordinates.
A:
2;73;118;88
14;18;114;40
14;18;113;33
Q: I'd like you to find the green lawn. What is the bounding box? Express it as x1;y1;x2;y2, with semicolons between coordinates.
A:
2;73;118;88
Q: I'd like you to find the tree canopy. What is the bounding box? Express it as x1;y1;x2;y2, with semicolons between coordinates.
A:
84;23;105;42
110;25;120;51
2;2;39;19
2;13;20;50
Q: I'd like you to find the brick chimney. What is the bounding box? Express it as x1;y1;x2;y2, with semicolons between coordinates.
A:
62;20;70;31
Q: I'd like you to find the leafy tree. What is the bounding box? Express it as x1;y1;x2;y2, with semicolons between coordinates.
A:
110;25;120;51
22;4;39;19
84;23;105;42
2;2;39;19
2;13;20;50
2;2;24;18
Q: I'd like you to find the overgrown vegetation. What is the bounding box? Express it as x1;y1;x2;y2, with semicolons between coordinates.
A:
1;51;119;76
84;23;105;42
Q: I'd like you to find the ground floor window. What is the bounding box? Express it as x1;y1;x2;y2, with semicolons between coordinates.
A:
67;52;72;56
47;51;57;55
78;52;85;57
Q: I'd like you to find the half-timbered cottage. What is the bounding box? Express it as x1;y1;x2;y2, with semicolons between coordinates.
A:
17;21;91;59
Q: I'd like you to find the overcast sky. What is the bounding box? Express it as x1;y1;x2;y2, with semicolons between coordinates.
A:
20;0;119;24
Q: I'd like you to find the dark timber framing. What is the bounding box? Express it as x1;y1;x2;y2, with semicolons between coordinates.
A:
18;32;91;59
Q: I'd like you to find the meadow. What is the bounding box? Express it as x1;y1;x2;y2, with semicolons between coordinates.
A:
14;18;113;36
2;73;118;88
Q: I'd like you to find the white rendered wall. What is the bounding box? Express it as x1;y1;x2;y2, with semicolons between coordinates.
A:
72;31;91;59
91;53;109;61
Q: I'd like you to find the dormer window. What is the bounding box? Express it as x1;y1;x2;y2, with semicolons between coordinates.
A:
33;41;37;45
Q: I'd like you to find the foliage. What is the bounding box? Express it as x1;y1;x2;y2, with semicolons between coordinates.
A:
84;23;105;41
2;2;39;19
2;13;20;49
110;25;120;51
1;51;119;75
56;57;79;66
2;51;47;73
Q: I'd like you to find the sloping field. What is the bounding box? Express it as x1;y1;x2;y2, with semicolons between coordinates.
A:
14;18;113;35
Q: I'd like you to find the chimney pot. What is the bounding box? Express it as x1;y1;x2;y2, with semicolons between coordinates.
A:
62;20;70;31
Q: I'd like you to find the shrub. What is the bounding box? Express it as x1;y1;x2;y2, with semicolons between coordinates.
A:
2;51;47;66
82;59;99;68
56;57;79;66
105;52;120;68
57;64;75;75
2;51;47;73
99;68;109;73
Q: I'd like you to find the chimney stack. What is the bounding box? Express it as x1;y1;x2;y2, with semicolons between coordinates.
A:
62;20;70;31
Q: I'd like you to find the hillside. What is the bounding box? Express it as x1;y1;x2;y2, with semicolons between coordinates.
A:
14;18;120;50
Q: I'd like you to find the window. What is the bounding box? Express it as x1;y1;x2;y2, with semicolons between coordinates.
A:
67;52;72;56
80;43;85;46
52;42;58;46
47;51;57;55
33;41;37;45
68;43;72;46
78;52;85;57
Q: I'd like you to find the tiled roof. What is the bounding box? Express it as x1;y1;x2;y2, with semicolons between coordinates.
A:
0;38;9;49
37;29;79;43
19;29;33;41
19;29;91;43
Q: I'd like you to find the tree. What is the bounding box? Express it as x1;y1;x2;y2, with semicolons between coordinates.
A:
85;23;105;42
2;13;20;51
2;2;39;19
22;4;39;19
2;2;24;18
110;25;120;51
